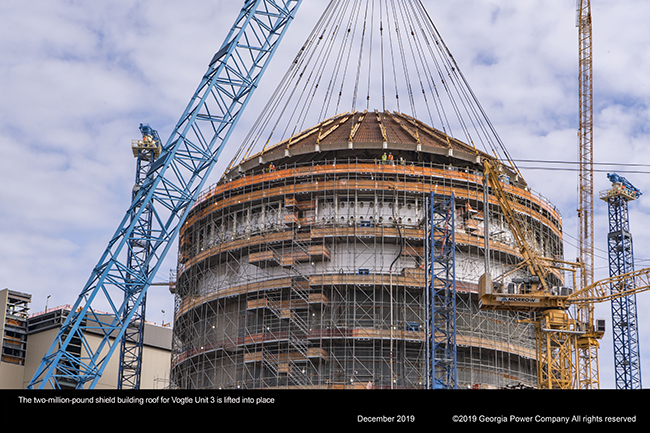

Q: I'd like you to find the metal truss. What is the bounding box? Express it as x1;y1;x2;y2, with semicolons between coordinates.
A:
426;192;457;389
535;313;578;389
28;0;304;389
117;124;161;389
605;193;642;389
576;0;598;390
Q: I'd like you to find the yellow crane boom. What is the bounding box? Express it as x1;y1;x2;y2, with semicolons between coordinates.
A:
482;158;553;292
568;266;650;308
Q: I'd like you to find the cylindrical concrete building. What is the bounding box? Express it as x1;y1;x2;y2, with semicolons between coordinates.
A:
170;110;564;389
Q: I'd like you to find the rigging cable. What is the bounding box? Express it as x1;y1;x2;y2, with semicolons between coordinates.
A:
223;0;539;179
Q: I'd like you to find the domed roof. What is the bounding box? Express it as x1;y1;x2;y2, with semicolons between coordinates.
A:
228;109;522;186
273;110;478;151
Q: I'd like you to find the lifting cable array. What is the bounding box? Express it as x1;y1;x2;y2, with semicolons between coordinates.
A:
225;0;519;176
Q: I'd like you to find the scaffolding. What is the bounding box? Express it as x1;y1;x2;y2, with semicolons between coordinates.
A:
170;122;563;388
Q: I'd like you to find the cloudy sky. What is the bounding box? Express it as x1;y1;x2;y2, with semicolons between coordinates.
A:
1;0;649;389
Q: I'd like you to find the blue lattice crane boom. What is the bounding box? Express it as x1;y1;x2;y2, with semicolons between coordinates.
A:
28;0;304;389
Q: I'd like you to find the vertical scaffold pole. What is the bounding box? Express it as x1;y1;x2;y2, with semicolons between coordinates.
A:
426;192;457;389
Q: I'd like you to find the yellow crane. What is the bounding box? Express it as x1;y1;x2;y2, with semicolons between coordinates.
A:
475;0;601;390
479;158;647;389
576;0;598;391
480;257;650;389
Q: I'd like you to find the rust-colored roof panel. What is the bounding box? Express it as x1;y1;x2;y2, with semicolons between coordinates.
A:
241;110;487;166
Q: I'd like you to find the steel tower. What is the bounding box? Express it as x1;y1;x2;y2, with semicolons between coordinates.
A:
426;192;457;389
117;124;161;389
576;0;599;390
600;173;642;389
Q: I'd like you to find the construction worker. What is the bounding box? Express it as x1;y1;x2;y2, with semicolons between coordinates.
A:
269;162;275;172
382;152;387;164
388;152;394;165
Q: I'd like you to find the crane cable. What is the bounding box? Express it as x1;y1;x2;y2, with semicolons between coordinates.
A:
223;0;528;178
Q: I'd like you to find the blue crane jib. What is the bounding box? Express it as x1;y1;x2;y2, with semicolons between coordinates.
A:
28;0;304;390
607;173;641;200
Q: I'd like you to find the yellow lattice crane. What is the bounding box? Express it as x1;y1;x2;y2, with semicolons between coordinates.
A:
479;158;648;389
576;0;598;391
480;258;650;389
475;0;602;390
